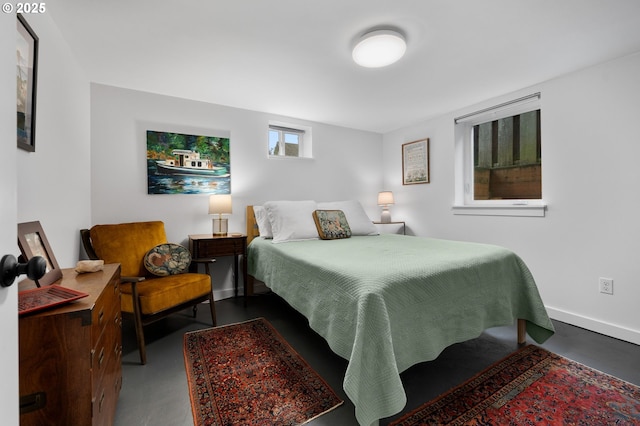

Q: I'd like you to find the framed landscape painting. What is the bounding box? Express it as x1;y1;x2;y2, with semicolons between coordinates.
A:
17;14;39;152
146;130;231;195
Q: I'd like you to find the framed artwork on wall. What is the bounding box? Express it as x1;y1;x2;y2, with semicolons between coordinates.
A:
146;130;231;195
17;221;62;287
402;138;430;185
17;14;39;152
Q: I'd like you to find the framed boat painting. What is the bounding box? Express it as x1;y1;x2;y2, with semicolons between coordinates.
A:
402;138;430;185
17;14;39;152
146;130;231;195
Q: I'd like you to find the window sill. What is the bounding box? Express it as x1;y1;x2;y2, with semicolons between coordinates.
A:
267;155;314;160
452;203;546;217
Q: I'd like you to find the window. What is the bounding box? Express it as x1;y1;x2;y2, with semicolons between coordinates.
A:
454;93;545;216
268;122;312;158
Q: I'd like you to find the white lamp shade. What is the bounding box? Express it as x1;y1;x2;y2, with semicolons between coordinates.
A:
208;194;232;215
377;191;395;206
352;30;406;68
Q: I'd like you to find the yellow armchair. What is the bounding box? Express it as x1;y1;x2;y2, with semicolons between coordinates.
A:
81;221;216;364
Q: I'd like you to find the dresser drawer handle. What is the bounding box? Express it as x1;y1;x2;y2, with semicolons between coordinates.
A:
98;308;104;326
98;390;105;413
98;347;105;368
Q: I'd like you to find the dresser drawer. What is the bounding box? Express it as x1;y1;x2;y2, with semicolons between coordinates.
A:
91;349;121;426
90;274;120;346
91;301;122;397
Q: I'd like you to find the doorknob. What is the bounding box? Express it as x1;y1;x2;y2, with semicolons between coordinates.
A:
1;255;46;288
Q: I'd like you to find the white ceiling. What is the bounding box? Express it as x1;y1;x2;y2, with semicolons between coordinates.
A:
49;0;640;134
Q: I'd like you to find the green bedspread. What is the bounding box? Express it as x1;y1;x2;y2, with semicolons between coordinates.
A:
248;234;555;426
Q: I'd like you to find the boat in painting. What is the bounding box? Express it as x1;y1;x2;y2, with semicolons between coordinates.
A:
156;150;229;177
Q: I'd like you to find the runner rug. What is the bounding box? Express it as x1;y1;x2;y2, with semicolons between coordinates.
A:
391;345;640;425
183;318;343;425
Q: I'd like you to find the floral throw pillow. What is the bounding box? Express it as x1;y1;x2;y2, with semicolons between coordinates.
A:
143;243;191;276
312;210;352;240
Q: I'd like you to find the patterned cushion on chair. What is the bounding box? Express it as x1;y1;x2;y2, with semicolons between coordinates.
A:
143;243;191;276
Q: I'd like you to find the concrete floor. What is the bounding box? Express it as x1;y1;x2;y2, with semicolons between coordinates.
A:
114;293;640;426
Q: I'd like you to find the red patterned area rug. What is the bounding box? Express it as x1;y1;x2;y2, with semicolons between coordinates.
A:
391;345;640;425
183;318;343;425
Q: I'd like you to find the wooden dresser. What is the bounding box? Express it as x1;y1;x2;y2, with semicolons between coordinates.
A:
18;263;122;426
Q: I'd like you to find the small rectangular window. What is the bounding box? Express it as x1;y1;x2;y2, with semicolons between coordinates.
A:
268;122;312;159
454;93;545;216
472;110;541;200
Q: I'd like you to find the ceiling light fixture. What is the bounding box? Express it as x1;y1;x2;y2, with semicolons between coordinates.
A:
352;29;407;68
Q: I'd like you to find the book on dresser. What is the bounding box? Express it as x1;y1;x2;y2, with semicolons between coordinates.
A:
18;263;122;426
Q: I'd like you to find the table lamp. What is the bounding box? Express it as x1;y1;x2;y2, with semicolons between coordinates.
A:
209;194;232;235
377;191;394;223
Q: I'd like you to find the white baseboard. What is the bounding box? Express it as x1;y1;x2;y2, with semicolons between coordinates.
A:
214;288;238;300
213;280;269;301
546;306;640;346
207;294;639;346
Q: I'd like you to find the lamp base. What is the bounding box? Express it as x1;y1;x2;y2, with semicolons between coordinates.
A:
380;209;391;223
212;218;228;236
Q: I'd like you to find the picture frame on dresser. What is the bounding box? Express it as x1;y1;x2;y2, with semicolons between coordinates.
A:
17;221;62;287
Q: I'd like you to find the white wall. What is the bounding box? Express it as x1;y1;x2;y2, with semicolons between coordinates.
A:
1;9;19;425
16;14;91;268
90;84;382;298
383;52;640;345
3;11;90;424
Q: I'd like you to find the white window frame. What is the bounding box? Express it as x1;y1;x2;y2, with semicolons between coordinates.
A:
268;121;313;159
453;93;546;217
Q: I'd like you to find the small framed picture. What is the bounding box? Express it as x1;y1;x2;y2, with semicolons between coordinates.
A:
402;138;430;185
17;14;39;152
17;221;62;287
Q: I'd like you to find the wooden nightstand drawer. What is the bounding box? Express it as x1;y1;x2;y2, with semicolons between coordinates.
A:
194;237;245;258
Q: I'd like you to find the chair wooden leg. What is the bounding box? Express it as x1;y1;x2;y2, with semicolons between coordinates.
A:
205;263;216;326
130;283;147;365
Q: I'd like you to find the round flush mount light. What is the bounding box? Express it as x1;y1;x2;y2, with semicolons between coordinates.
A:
352;29;407;68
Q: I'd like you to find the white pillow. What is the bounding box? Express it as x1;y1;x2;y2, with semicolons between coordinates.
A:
253;206;273;238
317;200;379;236
263;200;319;243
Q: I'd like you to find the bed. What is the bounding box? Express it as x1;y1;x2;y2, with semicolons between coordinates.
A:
245;202;554;426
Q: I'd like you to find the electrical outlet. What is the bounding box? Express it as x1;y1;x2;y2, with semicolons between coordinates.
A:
599;277;613;295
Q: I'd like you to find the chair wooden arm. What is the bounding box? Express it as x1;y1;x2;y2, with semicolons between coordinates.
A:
190;258;216;275
191;258;216;264
121;276;146;283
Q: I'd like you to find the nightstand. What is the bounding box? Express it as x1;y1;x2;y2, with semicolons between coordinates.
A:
373;221;406;235
188;234;247;298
